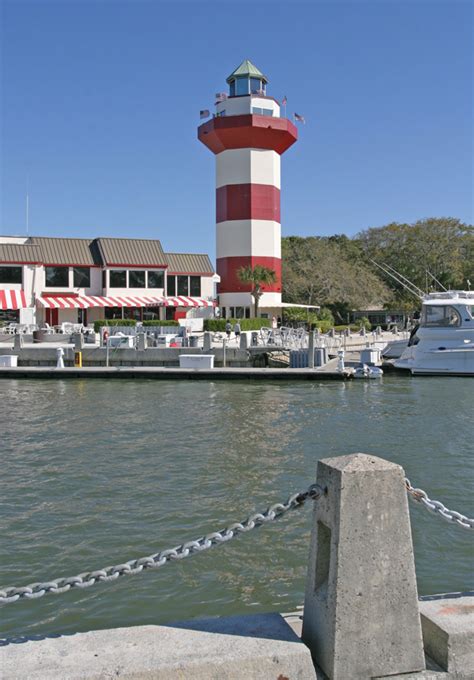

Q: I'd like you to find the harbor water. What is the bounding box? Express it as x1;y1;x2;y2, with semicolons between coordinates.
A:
1;376;473;640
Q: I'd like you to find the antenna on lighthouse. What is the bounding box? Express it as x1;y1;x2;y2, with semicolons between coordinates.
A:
25;174;30;235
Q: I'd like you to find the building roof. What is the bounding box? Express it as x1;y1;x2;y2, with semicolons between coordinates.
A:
166;252;214;274
28;237;98;265
0;243;42;264
226;59;268;84
97;237;167;267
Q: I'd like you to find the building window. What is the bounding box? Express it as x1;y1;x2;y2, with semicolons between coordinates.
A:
229;81;235;97
104;306;123;320
0;266;22;284
189;276;201;296
177;275;189;296
102;270;107;288
148;270;164;288
109;270;127;287
0;309;20;323
45;266;69;287
73;267;90;288
129;270;146;288
167;275;176;296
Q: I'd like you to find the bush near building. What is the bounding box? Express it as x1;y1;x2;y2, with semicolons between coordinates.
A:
203;319;271;332
94;319;137;332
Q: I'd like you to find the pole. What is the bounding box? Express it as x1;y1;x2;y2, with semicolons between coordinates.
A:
222;337;226;368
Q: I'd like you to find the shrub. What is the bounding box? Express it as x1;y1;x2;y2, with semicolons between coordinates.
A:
142;320;180;327
203;318;271;332
356;316;372;331
94;319;137;333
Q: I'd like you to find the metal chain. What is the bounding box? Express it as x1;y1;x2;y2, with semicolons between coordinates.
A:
0;484;324;606
405;479;474;530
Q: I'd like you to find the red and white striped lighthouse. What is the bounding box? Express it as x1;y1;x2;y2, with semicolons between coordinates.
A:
198;60;297;318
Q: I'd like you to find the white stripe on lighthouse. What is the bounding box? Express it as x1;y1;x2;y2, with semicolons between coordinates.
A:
216;148;281;189
217;220;282;259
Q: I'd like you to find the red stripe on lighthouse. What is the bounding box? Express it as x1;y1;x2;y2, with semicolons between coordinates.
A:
216;184;280;223
217;256;282;294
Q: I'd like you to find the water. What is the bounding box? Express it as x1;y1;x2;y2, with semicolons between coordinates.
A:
1;377;473;640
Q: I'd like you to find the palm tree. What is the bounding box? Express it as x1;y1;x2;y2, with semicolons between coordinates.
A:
237;265;277;317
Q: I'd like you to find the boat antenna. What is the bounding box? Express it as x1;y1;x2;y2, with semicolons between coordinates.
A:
382;262;426;297
426;270;447;292
370;260;424;300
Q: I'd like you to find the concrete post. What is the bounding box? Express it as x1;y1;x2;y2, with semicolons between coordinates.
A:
73;332;84;351
308;330;315;368
240;332;248;350
302;453;425;680
137;333;146;351
14;334;24;350
203;332;212;351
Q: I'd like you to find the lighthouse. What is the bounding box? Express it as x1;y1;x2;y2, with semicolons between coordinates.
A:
198;60;297;319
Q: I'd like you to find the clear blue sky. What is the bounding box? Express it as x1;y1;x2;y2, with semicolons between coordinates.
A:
1;0;472;260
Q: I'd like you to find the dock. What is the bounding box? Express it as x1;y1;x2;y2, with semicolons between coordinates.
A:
0;364;353;380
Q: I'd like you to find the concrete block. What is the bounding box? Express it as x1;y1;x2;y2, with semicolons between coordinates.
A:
419;594;474;677
308;330;315;368
0;613;317;680
203;331;212;351
302;453;425;680
137;333;146;351
72;333;84;350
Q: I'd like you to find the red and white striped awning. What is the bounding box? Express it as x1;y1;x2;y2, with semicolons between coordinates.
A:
0;289;28;310
36;295;215;309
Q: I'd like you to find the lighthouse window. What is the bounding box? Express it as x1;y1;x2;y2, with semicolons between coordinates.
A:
250;78;264;94
229;81;235;97
235;78;249;96
252;107;273;116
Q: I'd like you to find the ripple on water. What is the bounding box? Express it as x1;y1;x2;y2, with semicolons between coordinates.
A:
0;376;473;639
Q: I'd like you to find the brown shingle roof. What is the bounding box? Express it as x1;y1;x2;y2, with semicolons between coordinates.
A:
28;237;97;265
97;238;166;267
166;252;214;274
0;243;42;264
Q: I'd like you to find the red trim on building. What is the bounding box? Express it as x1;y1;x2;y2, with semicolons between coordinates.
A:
43;263;100;268
198;115;297;155
216;184;280;223
216;256;281;294
167;271;214;276
104;263;168;269
0;260;41;265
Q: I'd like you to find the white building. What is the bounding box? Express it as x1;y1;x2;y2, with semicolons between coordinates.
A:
0;235;216;327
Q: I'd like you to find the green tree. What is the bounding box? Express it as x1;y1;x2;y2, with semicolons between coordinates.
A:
356;217;474;303
237;264;277;317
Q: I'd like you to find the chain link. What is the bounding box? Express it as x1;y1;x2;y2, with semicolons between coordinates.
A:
0;484;324;606
405;479;474;530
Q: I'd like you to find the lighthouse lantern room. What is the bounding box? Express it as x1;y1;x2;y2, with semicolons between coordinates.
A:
198;60;297;318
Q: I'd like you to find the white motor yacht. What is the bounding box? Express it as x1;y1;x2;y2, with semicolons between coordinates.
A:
394;291;474;376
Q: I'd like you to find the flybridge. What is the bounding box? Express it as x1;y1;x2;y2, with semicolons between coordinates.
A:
423;291;474;301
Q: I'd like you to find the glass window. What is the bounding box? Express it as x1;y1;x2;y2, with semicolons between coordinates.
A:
189;276;201;296
262;108;273;116
0;309;20;323
105;306;123;320
229;81;235;97
468;306;474;319
235;77;249;95
129;270;145;288
177;275;188;296
167;275;176;296
236;306;245;319
0;266;22;284
73;267;90;287
109;270;127;287
102;270;107;288
250;77;262;94
45;266;69;287
422;305;461;327
252;107;263;115
245;307;251;318
148;270;164;288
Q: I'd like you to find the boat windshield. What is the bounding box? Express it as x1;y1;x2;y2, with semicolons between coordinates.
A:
421;305;462;327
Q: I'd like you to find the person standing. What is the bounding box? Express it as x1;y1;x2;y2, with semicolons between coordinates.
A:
234;320;241;339
225;320;232;339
